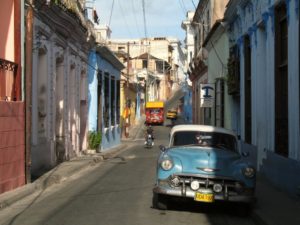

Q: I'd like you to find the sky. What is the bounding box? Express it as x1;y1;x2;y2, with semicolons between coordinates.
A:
93;0;198;42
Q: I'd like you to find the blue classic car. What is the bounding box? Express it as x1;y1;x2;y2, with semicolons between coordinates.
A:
152;125;256;210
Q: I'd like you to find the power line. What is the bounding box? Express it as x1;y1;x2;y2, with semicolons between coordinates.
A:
130;0;142;37
118;0;133;38
108;0;115;27
178;0;186;16
142;0;148;38
180;0;187;11
209;40;226;69
191;0;196;9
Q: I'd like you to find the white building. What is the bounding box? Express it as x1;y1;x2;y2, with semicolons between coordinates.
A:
181;11;195;75
224;0;300;196
31;1;92;176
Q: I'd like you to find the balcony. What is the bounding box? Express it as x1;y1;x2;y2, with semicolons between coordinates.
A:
0;58;18;101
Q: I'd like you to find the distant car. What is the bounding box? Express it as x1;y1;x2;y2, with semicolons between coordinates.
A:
166;109;177;119
152;124;256;211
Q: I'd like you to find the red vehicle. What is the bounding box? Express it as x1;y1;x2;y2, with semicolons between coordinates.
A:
145;101;164;125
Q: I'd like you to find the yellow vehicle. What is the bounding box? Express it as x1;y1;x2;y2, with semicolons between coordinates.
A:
166;109;177;119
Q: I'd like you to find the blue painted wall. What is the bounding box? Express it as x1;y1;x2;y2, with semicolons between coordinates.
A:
88;51;99;132
226;0;300;197
88;50;121;151
261;151;300;197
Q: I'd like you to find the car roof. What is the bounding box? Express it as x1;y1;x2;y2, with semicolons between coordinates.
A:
170;124;237;137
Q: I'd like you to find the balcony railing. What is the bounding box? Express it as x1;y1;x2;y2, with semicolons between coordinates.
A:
0;58;18;101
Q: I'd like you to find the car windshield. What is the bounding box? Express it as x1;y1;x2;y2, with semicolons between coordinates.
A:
171;131;237;152
150;109;161;114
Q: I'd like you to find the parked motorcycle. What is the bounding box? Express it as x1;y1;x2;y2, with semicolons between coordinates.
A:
145;133;154;148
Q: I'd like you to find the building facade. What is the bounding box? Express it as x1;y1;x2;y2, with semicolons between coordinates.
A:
202;20;237;131
30;0;92;177
88;46;124;151
224;0;300;196
0;0;25;194
188;0;229;124
106;37;182;123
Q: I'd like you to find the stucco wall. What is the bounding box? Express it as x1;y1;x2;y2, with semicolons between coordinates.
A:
206;27;233;129
226;0;300;196
88;51;122;151
0;102;25;194
0;0;15;61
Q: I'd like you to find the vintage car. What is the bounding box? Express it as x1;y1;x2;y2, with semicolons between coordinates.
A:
152;124;256;210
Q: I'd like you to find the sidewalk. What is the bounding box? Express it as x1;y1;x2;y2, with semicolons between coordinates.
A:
122;115;145;141
0;145;131;211
252;174;300;225
0;116;145;211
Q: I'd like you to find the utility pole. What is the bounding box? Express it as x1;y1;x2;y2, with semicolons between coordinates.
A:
124;42;130;138
25;0;33;184
127;41;130;96
146;39;150;102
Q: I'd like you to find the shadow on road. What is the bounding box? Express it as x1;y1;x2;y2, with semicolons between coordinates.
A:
152;198;253;218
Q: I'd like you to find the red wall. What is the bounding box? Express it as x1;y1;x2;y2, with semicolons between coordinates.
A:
0;101;25;194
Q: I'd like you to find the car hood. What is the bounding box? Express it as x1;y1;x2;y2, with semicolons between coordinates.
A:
165;147;243;177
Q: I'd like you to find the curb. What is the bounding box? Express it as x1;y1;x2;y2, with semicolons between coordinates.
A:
0;183;36;210
0;118;142;211
0;143;129;211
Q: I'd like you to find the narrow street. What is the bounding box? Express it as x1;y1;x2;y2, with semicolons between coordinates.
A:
1;1;299;225
0;124;258;225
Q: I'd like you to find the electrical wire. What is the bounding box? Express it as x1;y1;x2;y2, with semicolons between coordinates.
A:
178;0;186;15
131;0;142;37
108;0;115;27
191;0;196;9
118;0;134;38
180;0;187;12
142;0;148;38
209;40;227;69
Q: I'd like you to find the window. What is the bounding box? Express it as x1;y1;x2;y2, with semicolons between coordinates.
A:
215;79;224;127
104;74;110;128
116;80;120;124
244;35;252;144
275;4;288;157
97;71;102;131
0;59;18;101
142;60;148;69
172;131;237;152
111;76;115;126
227;45;240;95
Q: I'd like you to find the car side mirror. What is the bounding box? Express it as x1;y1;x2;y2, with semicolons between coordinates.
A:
242;151;250;157
237;135;241;140
159;145;166;152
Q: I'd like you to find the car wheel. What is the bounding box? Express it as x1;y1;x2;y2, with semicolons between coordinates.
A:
152;193;168;210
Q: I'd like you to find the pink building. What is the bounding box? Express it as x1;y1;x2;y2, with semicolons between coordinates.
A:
0;0;25;194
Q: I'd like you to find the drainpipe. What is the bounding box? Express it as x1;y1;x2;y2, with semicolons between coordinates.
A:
25;0;33;184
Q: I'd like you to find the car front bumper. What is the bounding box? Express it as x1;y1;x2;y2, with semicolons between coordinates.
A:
153;180;256;203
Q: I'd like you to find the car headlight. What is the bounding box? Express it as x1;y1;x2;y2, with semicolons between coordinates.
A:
190;180;200;191
161;159;173;170
243;167;255;178
213;184;223;193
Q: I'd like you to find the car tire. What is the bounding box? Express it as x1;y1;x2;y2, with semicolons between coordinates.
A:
152;193;168;210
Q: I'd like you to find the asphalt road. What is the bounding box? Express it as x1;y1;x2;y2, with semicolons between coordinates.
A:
0;125;258;225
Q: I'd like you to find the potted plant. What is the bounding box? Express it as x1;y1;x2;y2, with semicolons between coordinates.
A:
87;131;102;154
